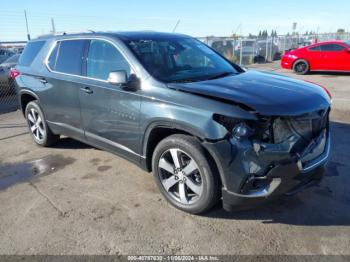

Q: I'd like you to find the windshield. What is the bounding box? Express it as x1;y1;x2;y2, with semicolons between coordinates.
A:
124;37;238;83
345;40;350;46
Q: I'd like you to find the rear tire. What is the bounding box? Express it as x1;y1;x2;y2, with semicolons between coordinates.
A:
25;100;59;147
152;134;220;214
293;60;309;75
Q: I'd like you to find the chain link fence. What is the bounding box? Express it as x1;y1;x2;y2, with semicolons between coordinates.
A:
0;49;20;114
199;32;350;65
0;76;18;114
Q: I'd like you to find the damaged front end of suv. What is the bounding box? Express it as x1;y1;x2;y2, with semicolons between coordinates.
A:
203;105;331;210
166;70;331;211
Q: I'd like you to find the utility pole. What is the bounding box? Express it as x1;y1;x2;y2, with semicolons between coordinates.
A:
172;19;181;33
24;10;31;40
51;18;56;34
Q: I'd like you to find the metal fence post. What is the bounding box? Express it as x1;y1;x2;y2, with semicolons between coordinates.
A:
239;38;243;65
265;36;269;62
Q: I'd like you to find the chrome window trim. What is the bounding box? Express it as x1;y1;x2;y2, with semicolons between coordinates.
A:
43;37;138;83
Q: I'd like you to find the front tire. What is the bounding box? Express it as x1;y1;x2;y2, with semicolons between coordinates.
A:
25;101;59;147
293;59;309;75
152;134;220;214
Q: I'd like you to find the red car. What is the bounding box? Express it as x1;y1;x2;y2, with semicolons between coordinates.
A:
281;40;350;74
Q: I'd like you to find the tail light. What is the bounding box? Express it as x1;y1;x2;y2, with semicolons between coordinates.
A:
9;68;20;79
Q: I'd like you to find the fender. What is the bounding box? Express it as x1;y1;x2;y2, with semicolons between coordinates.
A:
141;120;208;158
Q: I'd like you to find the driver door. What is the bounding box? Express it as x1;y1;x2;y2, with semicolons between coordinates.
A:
79;39;142;162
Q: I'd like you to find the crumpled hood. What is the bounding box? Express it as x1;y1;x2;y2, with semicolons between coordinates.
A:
167;70;331;116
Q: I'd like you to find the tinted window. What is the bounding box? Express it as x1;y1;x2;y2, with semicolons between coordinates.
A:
124;37;237;83
87;40;131;80
54;40;86;75
309;45;321;51
320;44;344;51
18;41;45;66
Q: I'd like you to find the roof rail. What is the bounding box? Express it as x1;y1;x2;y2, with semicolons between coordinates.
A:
37;30;96;39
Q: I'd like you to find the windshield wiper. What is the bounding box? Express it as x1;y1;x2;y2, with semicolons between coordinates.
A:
206;71;236;80
168;78;203;83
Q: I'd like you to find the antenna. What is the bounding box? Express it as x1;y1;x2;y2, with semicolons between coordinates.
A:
172;19;181;33
51;18;56;34
24;10;31;40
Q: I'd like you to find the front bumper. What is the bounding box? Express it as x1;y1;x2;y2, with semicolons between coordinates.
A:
281;56;294;69
203;130;330;211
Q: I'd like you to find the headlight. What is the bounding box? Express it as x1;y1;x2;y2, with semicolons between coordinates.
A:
232;123;249;138
213;114;254;138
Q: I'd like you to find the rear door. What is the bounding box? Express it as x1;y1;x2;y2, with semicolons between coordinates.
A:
42;39;89;140
79;39;142;162
319;43;346;71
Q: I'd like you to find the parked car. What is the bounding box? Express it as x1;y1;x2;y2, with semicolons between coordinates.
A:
0;49;15;64
254;40;281;63
0;54;20;96
281;40;350;74
15;32;331;214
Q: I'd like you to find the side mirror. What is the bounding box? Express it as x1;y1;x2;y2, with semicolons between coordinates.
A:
107;71;127;85
108;71;140;91
347;48;350;53
125;74;141;91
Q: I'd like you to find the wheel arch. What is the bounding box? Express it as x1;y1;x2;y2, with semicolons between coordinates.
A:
142;121;201;170
142;121;219;169
19;90;40;115
142;122;224;192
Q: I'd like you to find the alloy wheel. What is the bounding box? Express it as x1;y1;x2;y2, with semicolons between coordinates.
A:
296;62;307;73
27;108;46;142
158;148;203;205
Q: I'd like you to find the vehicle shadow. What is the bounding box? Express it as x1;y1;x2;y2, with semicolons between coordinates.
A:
309;71;350;77
206;121;350;226
52;137;92;150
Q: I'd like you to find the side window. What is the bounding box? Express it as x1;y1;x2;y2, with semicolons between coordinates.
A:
320;44;344;51
54;40;86;75
18;41;46;66
309;45;320;51
47;42;59;70
87;40;131;80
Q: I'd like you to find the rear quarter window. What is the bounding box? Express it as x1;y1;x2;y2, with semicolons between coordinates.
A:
18;41;46;66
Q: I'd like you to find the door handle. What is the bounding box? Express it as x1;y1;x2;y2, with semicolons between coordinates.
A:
37;77;48;84
81;87;93;94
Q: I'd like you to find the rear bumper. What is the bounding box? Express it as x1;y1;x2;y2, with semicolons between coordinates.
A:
203;129;331;211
